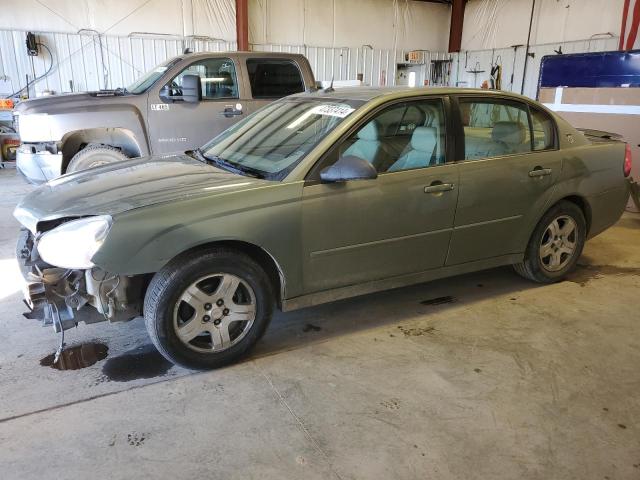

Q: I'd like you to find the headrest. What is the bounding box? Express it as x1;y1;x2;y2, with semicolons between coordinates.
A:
357;120;380;141
410;126;437;152
492;121;526;145
219;71;233;86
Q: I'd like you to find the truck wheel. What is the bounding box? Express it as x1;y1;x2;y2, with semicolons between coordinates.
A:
514;201;586;283
144;248;274;370
66;144;128;173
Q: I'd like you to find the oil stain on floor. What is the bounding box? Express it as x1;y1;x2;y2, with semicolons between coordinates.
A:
40;342;108;370
101;344;173;382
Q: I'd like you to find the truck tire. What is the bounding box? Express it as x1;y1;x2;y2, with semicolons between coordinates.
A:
144;248;274;370
514;201;586;284
66;144;129;173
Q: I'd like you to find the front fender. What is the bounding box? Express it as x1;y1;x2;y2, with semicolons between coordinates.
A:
91;182;305;298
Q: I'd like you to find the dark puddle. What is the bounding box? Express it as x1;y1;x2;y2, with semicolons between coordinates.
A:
566;263;640;287
421;296;456;306
101;344;173;382
302;323;322;332
40;342;108;370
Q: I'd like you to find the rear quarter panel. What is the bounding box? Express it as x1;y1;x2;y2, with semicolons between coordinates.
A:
553;140;629;238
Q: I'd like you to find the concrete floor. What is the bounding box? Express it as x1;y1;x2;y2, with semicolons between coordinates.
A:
0;167;639;480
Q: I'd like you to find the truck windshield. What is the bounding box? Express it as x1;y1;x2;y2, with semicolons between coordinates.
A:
127;58;182;94
200;97;364;180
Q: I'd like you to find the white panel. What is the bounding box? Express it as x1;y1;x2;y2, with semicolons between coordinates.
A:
462;0;625;51
0;0;236;40
249;0;450;51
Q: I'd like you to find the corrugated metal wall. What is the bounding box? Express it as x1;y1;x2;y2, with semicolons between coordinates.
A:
449;37;619;99
0;28;621;100
252;43;451;87
0;29;235;96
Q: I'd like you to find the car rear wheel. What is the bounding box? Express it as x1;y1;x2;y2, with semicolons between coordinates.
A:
67;144;129;173
514;201;586;283
144;248;274;369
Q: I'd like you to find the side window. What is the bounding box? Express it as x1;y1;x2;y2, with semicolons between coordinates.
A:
168;58;238;99
337;99;446;173
246;59;305;99
530;107;556;151
460;99;531;160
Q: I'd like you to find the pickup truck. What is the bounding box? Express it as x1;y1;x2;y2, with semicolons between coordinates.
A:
13;51;316;184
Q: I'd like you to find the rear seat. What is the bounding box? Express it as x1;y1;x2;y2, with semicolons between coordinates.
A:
464;121;528;160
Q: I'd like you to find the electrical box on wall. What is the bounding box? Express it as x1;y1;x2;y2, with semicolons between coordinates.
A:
26;32;38;56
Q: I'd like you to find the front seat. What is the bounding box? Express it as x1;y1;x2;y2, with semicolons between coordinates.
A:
387;126;438;172
490;121;527;155
343;120;383;167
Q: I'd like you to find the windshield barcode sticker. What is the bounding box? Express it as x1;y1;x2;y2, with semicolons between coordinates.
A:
313;104;355;118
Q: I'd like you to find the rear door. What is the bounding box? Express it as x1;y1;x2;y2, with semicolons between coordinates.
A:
147;55;245;155
446;96;562;265
301;96;459;293
240;57;307;115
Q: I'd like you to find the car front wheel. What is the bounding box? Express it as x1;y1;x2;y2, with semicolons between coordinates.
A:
514;200;586;283
144;248;274;369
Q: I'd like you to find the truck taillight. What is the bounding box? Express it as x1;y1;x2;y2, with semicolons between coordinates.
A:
624;143;632;178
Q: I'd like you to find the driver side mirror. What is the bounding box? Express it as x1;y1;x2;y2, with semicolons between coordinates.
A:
181;74;202;103
320;155;378;183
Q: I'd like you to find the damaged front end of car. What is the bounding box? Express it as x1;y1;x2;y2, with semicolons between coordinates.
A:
16;226;145;334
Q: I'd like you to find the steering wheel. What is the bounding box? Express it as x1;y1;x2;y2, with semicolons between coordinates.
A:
170;80;183;96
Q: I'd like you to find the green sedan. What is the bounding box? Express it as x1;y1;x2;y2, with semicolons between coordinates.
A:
15;87;632;369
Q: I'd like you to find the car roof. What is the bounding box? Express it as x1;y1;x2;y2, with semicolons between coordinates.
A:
292;86;536;103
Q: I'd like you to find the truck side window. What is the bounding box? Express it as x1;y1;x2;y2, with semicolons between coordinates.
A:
169;58;238;99
246;59;305;99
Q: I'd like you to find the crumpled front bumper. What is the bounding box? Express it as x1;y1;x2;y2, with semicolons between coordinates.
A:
16;144;63;185
16;228;142;332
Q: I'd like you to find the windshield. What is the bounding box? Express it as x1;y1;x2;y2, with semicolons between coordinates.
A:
127;57;182;94
200;97;364;180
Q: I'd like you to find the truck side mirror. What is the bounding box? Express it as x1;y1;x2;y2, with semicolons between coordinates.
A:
181;74;202;103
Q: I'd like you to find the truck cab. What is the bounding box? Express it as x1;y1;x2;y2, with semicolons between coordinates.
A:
14;51;316;184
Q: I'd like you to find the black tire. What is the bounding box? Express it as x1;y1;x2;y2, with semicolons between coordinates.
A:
144;248;274;370
66;144;128;173
514;201;586;283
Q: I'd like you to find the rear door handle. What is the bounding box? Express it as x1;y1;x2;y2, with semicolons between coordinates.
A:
424;183;455;193
529;167;552;177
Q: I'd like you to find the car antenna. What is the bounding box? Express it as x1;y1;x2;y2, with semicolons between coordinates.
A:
324;76;335;93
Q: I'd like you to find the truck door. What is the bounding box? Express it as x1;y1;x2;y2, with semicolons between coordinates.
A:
240;58;307;115
147;56;245;155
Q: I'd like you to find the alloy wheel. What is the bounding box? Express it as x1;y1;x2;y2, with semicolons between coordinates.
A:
539;215;578;272
172;273;256;353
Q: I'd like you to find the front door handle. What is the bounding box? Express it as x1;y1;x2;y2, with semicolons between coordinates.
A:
529;167;552;178
424;183;455;193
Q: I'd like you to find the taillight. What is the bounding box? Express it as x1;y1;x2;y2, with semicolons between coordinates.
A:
624;143;632;177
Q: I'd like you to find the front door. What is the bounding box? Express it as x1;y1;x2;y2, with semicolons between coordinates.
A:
446;97;563;265
302;97;459;293
148;56;245;155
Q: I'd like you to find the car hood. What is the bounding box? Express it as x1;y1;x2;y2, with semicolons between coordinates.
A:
14;154;270;232
14;91;129;115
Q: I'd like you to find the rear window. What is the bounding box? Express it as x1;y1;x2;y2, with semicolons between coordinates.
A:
246;59;305;99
